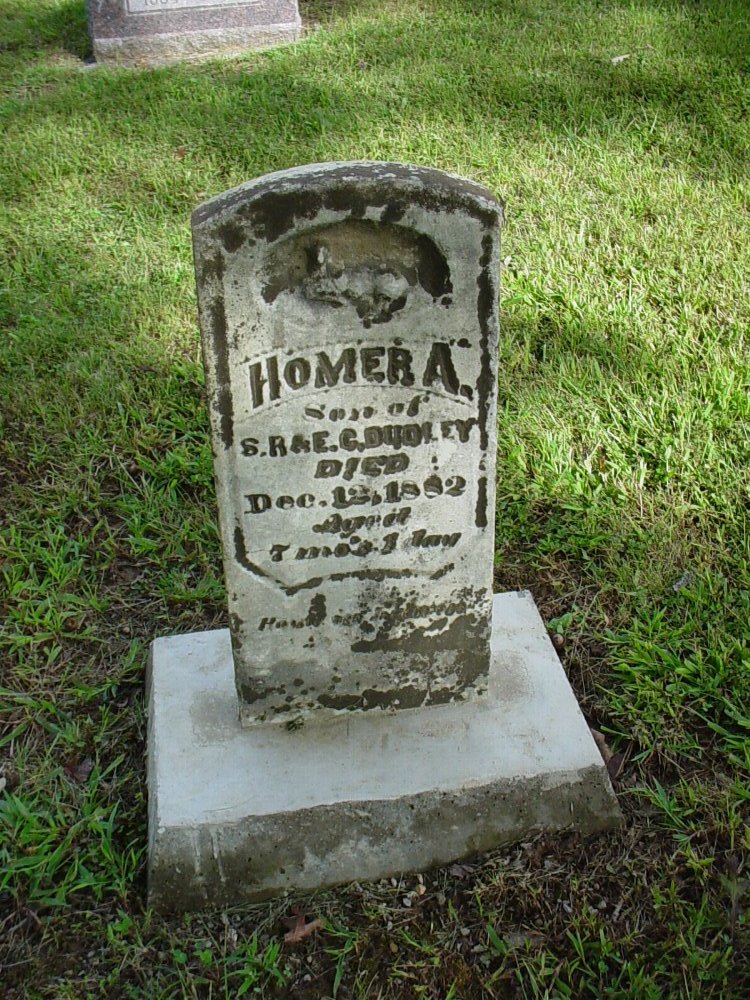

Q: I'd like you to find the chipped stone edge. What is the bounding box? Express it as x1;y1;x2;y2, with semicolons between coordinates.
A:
149;763;621;912
191;161;504;232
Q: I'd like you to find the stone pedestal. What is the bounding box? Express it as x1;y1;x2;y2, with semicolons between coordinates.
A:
147;592;621;912
88;0;302;67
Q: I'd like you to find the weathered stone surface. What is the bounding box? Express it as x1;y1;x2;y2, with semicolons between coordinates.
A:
147;591;622;912
88;0;301;67
192;162;503;726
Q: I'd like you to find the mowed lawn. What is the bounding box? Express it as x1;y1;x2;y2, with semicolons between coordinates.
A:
1;0;749;996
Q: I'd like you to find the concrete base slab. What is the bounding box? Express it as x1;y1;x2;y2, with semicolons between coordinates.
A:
147;591;621;912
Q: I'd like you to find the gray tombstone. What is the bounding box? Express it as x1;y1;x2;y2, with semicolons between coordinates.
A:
146;163;621;912
88;0;301;67
191;163;500;726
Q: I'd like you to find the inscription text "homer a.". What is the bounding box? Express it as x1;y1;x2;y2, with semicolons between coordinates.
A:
247;341;472;410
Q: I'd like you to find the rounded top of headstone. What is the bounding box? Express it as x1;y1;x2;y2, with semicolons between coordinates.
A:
192;161;503;238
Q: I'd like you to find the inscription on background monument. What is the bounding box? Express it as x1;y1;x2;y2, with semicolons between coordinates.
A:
192;163;502;725
127;0;248;12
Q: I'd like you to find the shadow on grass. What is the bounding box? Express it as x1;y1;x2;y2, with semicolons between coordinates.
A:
4;0;746;176
3;0;748;563
0;0;90;57
2;11;750;994
3;0;747;538
3;0;746;489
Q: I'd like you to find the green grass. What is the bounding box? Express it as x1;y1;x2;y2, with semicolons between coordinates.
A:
1;0;749;995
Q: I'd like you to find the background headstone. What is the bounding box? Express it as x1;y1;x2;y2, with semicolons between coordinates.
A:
192;163;501;726
88;0;301;67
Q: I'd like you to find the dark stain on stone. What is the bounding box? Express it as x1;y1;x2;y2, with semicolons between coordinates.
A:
430;562;455;580
247;189;323;243
475;476;488;529
192;164;501;238
307;593;327;627
323;187;369;217
453;639;492;692
472;231;496;532
415;233;451;299
209;296;233;450
381;200;406;223
315;658;492;712
233;525;275;583
237;678;260;704
317;684;425;712
229;614;243;660
317;692;361;711
342;585;492;692
284;575;324;596
333;567;412;584
475;231;494;455
217;221;245;253
350;611;486;655
237;676;285;705
284;567;413;596
199;249;225;284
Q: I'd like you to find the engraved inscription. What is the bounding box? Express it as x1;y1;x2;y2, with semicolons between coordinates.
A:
127;0;253;13
245;342;472;410
231;341;478;592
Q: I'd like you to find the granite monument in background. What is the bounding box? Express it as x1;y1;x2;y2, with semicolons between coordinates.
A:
88;0;301;67
146;162;620;911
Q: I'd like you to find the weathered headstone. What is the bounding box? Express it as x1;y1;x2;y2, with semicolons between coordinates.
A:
192;162;499;726
147;163;620;912
88;0;301;67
